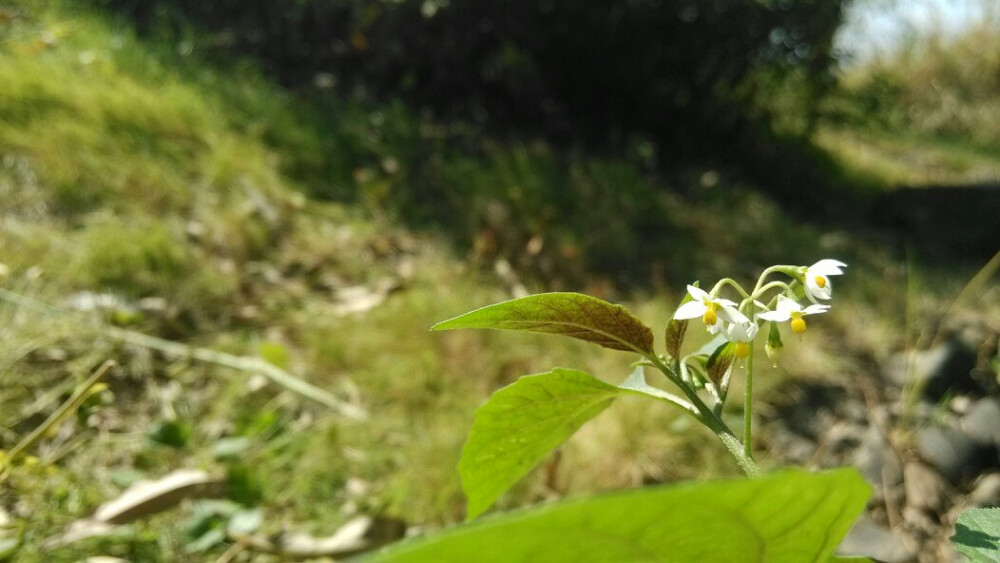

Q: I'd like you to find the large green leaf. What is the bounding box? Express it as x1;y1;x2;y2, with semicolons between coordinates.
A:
432;293;654;354
458;368;683;520
952;508;1000;562
374;468;871;562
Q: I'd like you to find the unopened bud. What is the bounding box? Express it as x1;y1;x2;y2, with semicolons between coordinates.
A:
765;322;783;366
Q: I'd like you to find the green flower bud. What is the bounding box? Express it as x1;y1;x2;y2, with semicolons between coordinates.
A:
764;321;783;367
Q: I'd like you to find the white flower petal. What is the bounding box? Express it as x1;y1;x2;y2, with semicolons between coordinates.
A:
802;304;830;315
674;300;707;320
687;285;709;302
757;311;792;323
720;306;749;324
724;319;760;343
706;317;723;334
809;259;847;275
715;298;738;308
803;275;832;301
757;310;788;322
775;295;801;315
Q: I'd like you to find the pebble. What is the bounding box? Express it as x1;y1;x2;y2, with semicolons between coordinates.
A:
854;424;903;488
960;398;1000;445
884;342;980;400
916;426;989;483
837;515;915;562
903;462;946;512
968;473;1000;507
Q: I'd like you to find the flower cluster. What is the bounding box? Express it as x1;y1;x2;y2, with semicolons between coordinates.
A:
673;259;846;360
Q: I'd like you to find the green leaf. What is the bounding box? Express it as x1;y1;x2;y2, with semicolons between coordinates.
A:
694;333;728;357
458;369;624;520
664;318;688;359
375;468;871;562
433;293;654;354
951;508;1000;562
460;367;706;520
707;341;735;384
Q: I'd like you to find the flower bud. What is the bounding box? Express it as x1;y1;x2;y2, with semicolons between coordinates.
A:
764;321;783;366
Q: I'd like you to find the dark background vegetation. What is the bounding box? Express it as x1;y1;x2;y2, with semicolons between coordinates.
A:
108;0;845;151
96;0;869;286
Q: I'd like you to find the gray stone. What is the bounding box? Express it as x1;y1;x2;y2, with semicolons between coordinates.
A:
969;473;1000;507
884;342;980;400
854;424;903;489
836;515;915;562
961;398;1000;445
903;462;946;512
916;426;991;483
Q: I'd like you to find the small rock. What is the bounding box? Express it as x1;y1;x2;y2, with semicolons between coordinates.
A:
884;342;981;400
916;426;991;483
950;395;974;415
853;424;903;489
825;422;864;457
968;473;1000;507
960;398;1000;445
138;297;168;313
837;515;915;562
901;505;937;537
903;462;946;512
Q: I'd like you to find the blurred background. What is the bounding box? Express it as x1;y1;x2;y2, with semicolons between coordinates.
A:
0;0;997;560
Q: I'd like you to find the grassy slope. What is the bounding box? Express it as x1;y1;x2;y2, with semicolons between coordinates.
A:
818;19;1000;188
0;1;997;561
0;4;732;559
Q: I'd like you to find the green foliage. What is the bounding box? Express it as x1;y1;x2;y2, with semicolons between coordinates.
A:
459;367;690;520
433;292;654;354
828;19;1000;151
951;508;1000;562
77;219;190;294
108;0;848;158
707;341;736;385
457;368;621;520
375;468;871;562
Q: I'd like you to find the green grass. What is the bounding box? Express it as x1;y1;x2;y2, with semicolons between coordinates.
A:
814;125;1000;188
819;16;1000;187
1;1;998;560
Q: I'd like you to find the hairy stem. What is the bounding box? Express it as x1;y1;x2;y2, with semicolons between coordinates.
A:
648;354;760;478
744;345;755;460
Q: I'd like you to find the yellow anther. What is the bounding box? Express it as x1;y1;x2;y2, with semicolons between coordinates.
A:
702;305;718;326
734;341;750;359
790;314;806;334
814;275;827;288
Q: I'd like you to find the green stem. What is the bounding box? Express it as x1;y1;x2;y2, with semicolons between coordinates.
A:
710;278;751;300
743;345;755;460
751;281;790;302
751;265;798;296
648;354;760;478
0;360;115;476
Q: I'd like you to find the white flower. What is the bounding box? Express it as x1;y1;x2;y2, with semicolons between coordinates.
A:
723;311;759;359
803;259;846;303
673;285;738;334
758;295;829;334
